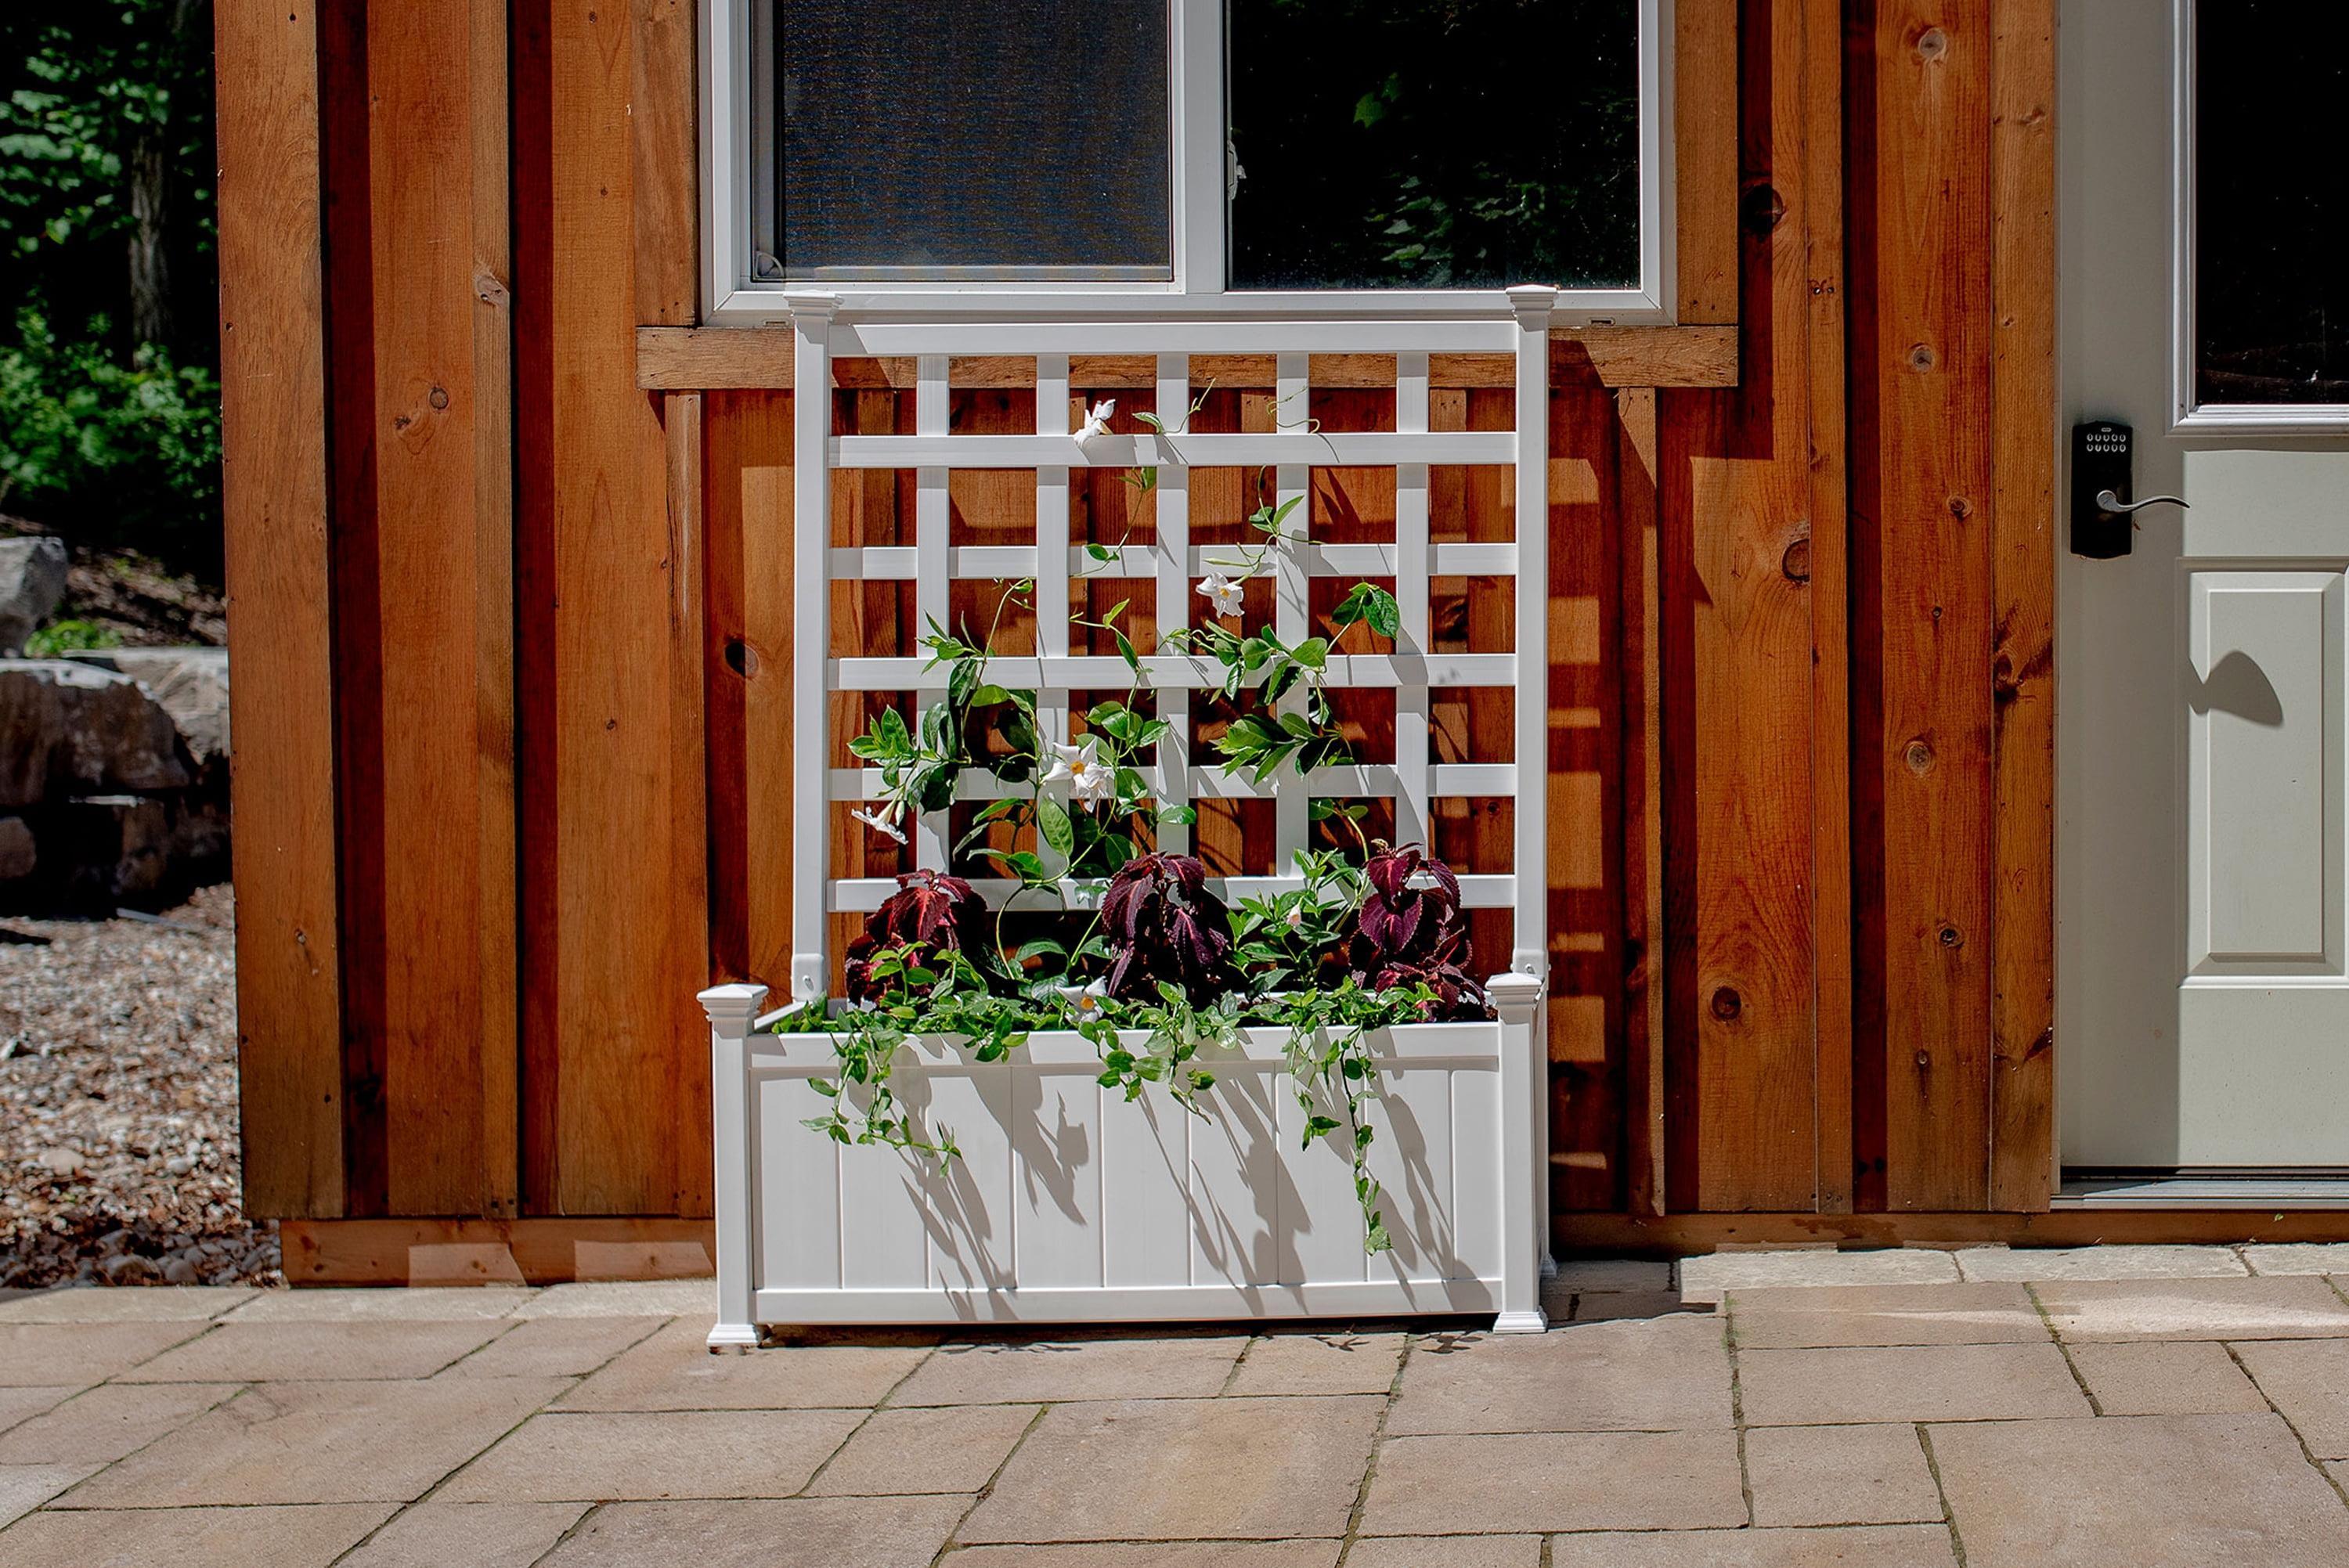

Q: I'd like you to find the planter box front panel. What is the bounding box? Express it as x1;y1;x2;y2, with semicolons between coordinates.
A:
749;1026;1504;1324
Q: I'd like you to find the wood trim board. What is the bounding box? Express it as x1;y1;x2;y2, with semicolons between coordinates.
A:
636;327;1741;392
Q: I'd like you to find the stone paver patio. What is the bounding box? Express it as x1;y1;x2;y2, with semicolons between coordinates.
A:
0;1245;2347;1565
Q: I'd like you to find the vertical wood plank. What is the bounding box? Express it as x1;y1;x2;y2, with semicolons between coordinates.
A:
1676;0;1743;324
364;0;517;1218
1987;0;2057;1210
703;393;796;995
1662;0;1825;1211
1615;387;1666;1217
216;0;345;1217
514;0;705;1213
1865;0;1996;1212
631;0;698;325
1803;0;1855;1215
665;393;713;1214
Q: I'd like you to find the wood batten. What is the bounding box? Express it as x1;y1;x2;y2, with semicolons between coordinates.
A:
1801;0;1855;1217
1986;0;2058;1210
1615;387;1668;1217
634;327;1742;394
216;0;344;1218
1853;0;1999;1212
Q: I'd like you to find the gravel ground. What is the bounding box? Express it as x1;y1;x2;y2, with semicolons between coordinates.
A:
0;884;279;1288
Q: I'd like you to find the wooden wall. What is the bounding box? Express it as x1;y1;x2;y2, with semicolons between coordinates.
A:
218;0;2059;1262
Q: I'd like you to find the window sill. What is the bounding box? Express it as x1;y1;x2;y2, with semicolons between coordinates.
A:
635;323;1738;392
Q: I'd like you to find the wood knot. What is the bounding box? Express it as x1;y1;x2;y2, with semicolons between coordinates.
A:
1907;343;1939;373
1937;924;1963;948
1741;183;1787;236
724;637;759;678
1710;986;1743;1022
1904;739;1935;774
1781;538;1811;582
428;385;449;411
1947;496;1972;520
1916;26;1949;61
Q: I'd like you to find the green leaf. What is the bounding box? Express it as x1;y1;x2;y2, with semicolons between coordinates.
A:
1037;795;1075;858
1292;636;1329;671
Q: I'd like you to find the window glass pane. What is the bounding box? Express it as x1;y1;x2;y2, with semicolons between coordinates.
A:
2195;2;2349;404
1227;0;1640;290
776;1;1172;278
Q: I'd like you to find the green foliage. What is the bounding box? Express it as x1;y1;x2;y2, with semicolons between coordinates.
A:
23;617;120;656
0;308;220;551
0;5;220;575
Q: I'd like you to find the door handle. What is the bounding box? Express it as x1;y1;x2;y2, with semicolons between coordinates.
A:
2093;488;2190;516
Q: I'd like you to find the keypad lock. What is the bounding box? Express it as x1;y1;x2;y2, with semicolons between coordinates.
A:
2071;420;2189;559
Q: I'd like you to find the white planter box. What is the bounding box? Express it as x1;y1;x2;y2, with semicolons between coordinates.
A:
700;975;1550;1347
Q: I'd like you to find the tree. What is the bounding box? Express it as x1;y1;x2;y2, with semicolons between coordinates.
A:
0;2;215;358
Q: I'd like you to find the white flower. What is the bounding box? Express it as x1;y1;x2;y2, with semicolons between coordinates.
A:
1195;571;1246;618
1073;398;1116;444
851;805;908;845
1044;739;1115;807
1055;980;1110;1020
1284;905;1305;930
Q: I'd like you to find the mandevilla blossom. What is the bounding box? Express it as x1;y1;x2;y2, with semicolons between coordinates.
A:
1195;571;1246;618
850;805;908;845
1073;398;1116;444
1045;738;1114;807
1055;980;1110;1020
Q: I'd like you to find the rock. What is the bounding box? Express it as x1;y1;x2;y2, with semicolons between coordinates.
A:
161;1254;199;1285
0;537;68;654
36;1148;81;1177
61;647;229;765
0;660;189;810
0;816;31;881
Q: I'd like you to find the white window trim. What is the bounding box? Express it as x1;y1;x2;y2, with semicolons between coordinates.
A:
701;0;1674;326
2168;0;2349;434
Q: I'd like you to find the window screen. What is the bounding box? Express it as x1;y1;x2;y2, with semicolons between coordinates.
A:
775;0;1174;278
1227;0;1641;290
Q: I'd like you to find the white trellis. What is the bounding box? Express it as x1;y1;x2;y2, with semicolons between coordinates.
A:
701;290;1557;1346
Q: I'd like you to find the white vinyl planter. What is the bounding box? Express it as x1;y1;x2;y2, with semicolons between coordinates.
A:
700;975;1550;1347
705;300;1558;1347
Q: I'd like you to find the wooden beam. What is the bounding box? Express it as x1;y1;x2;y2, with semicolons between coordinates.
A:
664;392;713;1215
1674;0;1742;324
1557;1209;2349;1255
216;0;344;1219
635;327;1742;393
1987;0;2058;1211
362;0;518;1219
281;1217;717;1285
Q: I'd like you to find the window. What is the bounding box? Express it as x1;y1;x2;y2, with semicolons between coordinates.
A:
709;0;1668;319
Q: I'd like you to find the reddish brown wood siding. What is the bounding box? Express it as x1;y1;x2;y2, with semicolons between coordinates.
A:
219;0;2066;1259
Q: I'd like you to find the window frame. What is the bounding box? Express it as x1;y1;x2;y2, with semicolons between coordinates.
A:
2168;0;2349;433
702;0;1675;324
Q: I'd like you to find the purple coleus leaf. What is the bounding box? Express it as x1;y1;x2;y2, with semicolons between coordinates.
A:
844;869;987;1004
1099;852;1237;1004
1348;842;1478;1002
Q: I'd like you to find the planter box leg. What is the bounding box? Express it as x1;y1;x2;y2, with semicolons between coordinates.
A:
1489;971;1549;1334
700;982;769;1352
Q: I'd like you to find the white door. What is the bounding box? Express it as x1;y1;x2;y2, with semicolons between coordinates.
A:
2062;0;2349;1171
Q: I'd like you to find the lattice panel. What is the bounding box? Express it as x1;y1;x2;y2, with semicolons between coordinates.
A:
786;301;1558;1001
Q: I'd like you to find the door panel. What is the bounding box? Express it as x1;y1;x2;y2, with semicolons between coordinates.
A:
2186;570;2337;973
2062;0;2349;1171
